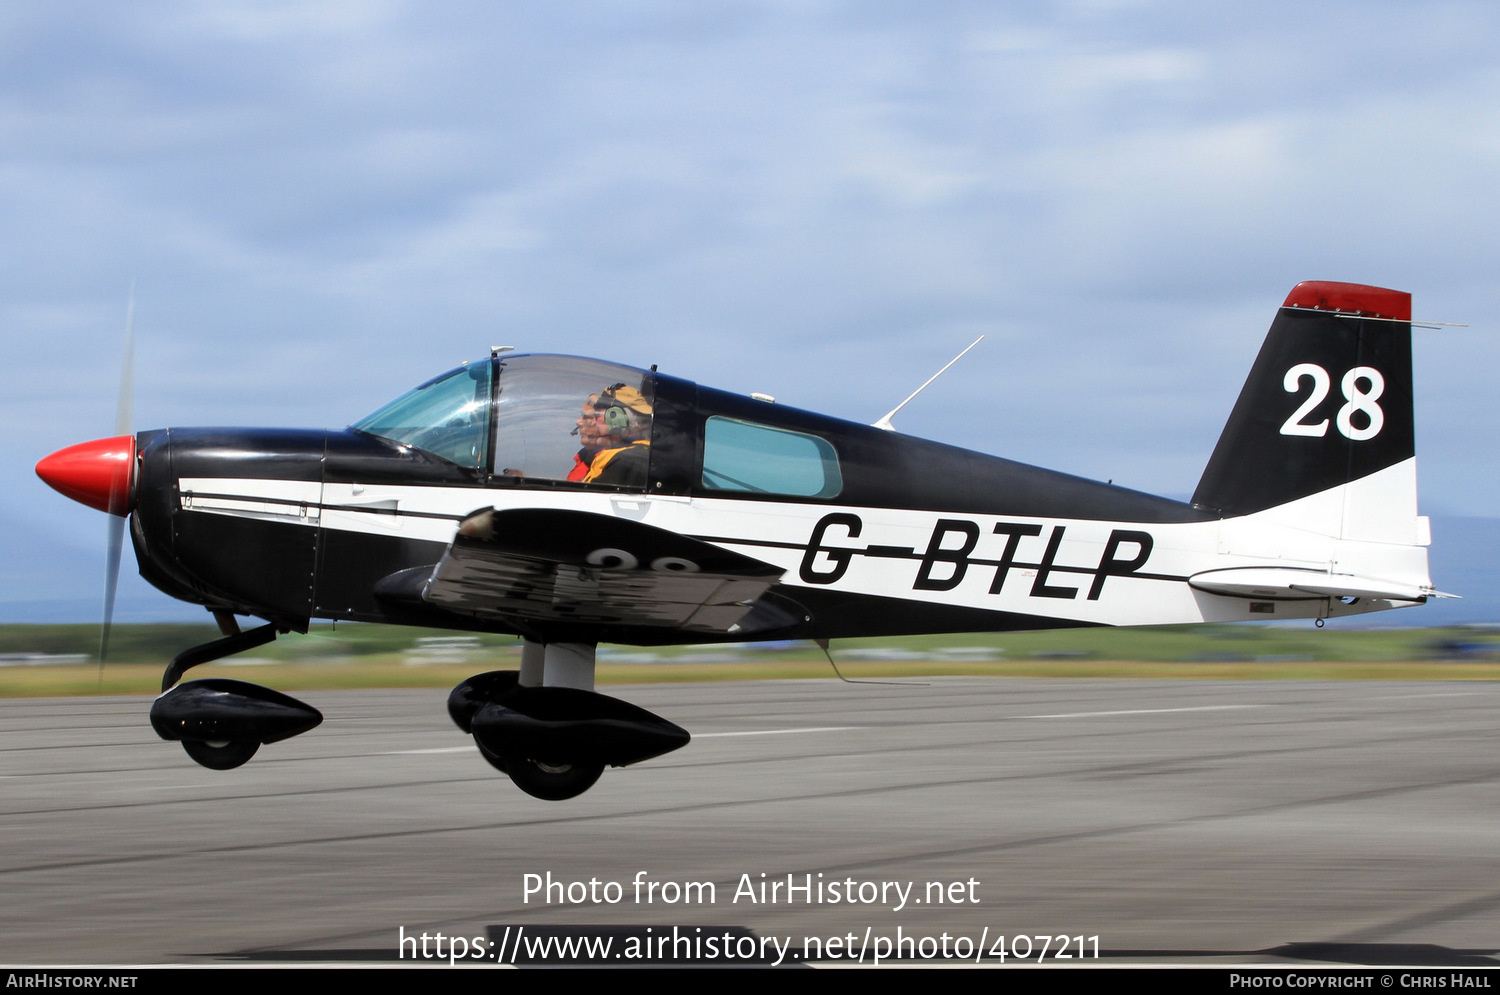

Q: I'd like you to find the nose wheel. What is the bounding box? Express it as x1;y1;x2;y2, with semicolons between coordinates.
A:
152;643;322;771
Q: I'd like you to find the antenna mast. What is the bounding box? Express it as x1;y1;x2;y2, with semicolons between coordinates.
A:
873;335;984;432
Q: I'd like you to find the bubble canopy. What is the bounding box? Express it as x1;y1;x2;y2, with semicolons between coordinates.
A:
351;355;655;487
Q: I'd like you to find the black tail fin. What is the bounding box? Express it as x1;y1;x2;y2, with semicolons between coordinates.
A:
1192;281;1414;519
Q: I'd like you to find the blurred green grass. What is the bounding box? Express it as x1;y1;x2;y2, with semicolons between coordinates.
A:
2;620;1498;696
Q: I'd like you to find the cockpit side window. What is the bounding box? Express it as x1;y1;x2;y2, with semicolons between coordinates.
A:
491;357;654;490
701;417;842;498
351;363;492;470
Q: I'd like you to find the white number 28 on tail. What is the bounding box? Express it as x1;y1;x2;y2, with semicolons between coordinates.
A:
1280;363;1385;441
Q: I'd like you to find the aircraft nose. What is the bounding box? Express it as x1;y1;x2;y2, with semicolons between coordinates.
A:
36;435;137;516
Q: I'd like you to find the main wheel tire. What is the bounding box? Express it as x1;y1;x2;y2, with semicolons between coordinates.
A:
474;739;510;774
182;739;259;770
505;757;604;801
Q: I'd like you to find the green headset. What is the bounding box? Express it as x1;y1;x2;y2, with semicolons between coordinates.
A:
598;385;631;432
596;383;652;433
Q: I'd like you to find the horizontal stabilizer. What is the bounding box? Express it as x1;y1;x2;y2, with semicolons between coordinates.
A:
1188;567;1431;602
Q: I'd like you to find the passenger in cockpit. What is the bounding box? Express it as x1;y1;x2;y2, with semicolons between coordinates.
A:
583;384;652;487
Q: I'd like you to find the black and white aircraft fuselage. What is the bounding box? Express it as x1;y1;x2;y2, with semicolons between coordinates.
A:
36;281;1442;799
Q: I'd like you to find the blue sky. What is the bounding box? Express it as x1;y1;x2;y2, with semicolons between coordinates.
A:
4;1;1496;620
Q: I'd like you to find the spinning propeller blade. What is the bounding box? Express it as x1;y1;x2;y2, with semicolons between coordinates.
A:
99;286;135;667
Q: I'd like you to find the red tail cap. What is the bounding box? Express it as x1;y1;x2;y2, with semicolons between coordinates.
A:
1282;281;1411;321
36;436;136;516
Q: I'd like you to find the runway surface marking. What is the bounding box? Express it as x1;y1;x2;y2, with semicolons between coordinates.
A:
381;727;857;753
694;726;855;738
381;747;474;755
1020;704;1262;720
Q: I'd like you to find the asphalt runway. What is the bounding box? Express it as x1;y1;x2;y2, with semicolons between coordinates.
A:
3;677;1500;967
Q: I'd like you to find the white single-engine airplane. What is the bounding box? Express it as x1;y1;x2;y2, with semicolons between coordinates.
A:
36;281;1443;799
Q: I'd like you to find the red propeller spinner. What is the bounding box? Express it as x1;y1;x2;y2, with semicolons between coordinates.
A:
36;436;137;516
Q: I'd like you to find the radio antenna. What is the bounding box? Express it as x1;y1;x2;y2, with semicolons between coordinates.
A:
873;335;984;432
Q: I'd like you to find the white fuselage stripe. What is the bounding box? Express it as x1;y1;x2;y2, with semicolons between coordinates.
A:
176;460;1433;629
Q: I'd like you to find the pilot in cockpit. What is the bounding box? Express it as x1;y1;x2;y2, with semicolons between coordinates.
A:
581;384;652;487
567;393;608;482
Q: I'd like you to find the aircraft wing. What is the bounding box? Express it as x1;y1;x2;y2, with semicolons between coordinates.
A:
417;508;792;633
